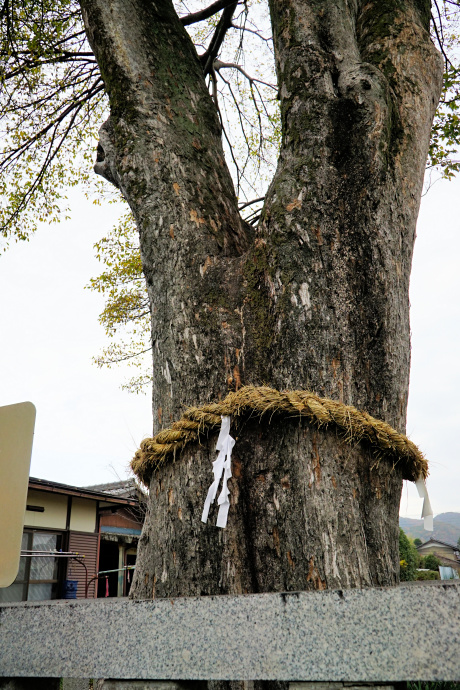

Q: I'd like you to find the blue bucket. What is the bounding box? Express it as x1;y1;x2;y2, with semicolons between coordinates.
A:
62;579;78;599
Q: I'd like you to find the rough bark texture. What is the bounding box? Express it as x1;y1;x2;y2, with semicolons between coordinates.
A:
79;0;443;600
133;420;402;598
80;0;252;428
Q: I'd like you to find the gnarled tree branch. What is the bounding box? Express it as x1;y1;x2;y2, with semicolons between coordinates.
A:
181;0;238;27
201;1;238;77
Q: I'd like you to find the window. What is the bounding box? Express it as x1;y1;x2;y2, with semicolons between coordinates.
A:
0;530;63;603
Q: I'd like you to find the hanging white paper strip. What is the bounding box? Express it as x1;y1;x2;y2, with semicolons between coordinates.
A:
415;476;434;532
201;415;235;529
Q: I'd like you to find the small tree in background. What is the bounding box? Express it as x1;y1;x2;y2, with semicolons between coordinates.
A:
399;529;419;581
422;553;442;571
414;538;423;547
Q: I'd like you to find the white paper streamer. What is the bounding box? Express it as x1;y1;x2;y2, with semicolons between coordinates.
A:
415;476;434;532
201;415;235;528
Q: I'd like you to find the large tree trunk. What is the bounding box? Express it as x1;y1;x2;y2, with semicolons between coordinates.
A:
80;0;442;597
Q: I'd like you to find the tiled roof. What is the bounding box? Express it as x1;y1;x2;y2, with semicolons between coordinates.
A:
28;477;139;505
83;479;139;498
417;538;459;550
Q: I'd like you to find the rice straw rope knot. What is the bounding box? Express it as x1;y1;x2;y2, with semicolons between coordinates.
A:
131;385;428;486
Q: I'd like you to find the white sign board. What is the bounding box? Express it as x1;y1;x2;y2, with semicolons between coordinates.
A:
0;402;36;587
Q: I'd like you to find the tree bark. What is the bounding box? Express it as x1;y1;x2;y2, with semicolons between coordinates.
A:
79;0;442;598
132;420;403;597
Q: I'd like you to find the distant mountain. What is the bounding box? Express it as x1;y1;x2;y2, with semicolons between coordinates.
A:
435;512;460;529
399;513;460;545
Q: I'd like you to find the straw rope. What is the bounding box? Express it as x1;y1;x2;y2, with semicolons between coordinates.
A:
131;385;427;486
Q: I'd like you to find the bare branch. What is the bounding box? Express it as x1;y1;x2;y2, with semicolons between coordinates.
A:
1;79;104;169
3;54;98;81
431;4;453;70
230;23;272;43
201;1;238;77
238;196;265;210
95;346;153;365
0;79;104;232
181;0;238;26
213;59;277;90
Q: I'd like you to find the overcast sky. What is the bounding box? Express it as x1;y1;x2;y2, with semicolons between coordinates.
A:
0;173;459;518
404;173;460;518
0;193;153;488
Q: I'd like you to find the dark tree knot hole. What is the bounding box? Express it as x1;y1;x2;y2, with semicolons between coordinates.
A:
96;143;105;162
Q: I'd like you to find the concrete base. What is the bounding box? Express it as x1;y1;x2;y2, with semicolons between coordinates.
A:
0;583;459;682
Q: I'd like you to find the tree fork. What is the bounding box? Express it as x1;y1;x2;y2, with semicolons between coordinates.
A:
79;0;442;600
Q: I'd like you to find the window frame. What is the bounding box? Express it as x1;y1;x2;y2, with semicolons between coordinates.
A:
7;528;65;602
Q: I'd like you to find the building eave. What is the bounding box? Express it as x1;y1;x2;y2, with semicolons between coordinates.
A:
28;477;138;507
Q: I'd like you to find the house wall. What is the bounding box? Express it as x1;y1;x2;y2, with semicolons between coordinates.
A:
24;490;67;529
24;492;97;533
67;532;99;598
418;543;456;558
20;486;141;600
99;508;142;532
69;498;97;533
418;543;460;573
